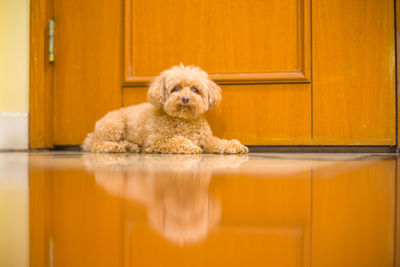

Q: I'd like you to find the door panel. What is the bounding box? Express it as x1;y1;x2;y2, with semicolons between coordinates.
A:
123;84;312;145
124;0;310;84
53;0;122;144
312;0;395;145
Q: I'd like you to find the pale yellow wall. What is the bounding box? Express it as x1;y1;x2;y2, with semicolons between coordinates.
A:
0;0;30;113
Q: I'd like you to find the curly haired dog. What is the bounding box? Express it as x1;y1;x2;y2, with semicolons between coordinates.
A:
82;64;248;154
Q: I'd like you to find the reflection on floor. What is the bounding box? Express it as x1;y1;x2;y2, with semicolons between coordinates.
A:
0;152;398;267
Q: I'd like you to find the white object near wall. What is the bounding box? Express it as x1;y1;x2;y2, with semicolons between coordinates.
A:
0;112;28;150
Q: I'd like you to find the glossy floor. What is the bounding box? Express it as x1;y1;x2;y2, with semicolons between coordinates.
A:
1;152;399;267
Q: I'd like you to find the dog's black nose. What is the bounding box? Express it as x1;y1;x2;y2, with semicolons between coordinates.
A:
181;96;190;104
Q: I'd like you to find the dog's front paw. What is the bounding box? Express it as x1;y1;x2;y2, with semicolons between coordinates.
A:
181;143;203;154
144;135;202;154
123;141;140;153
224;140;249;154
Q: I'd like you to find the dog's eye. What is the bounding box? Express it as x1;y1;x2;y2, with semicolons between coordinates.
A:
171;86;180;93
191;87;200;94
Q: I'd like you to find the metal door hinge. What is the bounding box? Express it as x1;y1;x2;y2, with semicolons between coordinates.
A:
49;19;55;62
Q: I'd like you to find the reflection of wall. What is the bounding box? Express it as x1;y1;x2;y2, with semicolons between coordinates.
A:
0;0;30;149
0;154;29;267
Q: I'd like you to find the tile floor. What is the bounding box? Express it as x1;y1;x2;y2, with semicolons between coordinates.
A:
0;152;398;267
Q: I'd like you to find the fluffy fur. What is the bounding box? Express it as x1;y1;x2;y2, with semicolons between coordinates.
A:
82;64;248;154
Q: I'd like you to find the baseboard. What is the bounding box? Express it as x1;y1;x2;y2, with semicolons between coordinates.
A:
247;145;397;153
45;145;397;153
0;112;28;150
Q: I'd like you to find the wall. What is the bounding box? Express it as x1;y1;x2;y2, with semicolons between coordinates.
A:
0;1;30;266
0;0;30;149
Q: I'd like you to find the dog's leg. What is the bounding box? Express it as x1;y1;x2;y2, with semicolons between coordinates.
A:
91;140;140;153
87;110;141;153
144;135;202;154
202;136;248;154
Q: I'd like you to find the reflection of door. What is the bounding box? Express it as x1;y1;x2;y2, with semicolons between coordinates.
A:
31;0;395;147
29;155;396;267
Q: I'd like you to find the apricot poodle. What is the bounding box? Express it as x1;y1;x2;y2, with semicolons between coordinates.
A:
82;64;248;154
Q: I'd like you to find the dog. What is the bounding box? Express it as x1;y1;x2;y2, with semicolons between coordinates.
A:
82;64;249;154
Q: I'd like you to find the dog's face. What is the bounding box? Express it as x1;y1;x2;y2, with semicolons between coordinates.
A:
148;65;222;119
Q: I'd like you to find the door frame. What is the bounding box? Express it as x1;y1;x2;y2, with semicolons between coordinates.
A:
397;0;400;150
29;0;54;149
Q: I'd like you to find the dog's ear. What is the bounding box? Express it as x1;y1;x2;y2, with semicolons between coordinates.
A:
148;75;165;108
207;79;222;110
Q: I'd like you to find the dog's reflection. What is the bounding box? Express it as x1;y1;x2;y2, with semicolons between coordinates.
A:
84;154;248;245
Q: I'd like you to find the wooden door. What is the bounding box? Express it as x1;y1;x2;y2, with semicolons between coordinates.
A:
31;0;395;147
